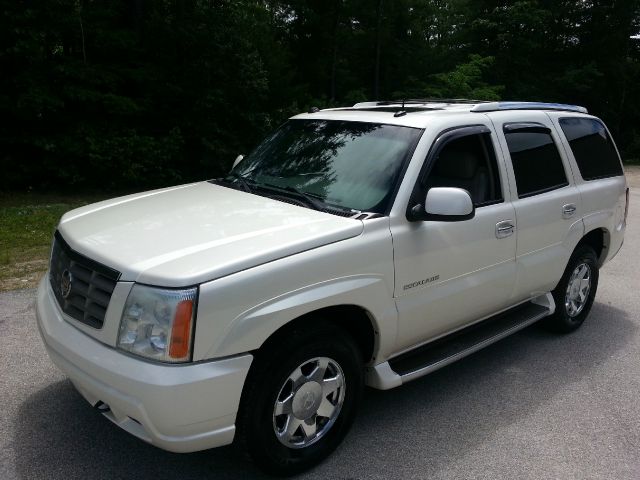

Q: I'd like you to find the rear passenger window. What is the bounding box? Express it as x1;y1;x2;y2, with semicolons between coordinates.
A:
559;118;623;180
504;126;568;198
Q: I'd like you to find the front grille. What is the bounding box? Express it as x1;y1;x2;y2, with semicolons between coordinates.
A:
49;231;121;329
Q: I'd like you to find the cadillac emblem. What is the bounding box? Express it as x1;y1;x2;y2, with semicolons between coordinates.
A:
60;269;73;299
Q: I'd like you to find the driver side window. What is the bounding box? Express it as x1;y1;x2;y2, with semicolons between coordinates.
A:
423;133;503;207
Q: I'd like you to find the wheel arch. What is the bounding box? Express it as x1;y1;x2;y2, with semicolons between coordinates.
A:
256;304;378;364
198;274;396;362
554;226;608;292
576;227;609;267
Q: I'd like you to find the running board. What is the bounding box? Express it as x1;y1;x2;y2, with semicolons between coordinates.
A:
366;293;555;389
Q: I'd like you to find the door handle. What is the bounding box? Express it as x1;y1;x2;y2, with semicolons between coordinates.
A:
495;220;515;239
562;203;577;218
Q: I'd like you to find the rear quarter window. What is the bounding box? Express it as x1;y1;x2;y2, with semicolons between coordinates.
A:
559;118;623;180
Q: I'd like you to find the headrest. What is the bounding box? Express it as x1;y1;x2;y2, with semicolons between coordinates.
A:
433;148;479;179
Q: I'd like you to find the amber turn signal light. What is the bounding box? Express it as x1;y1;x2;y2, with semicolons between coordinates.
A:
169;299;194;360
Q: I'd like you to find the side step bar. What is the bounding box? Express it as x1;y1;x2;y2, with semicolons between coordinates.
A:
366;293;555;390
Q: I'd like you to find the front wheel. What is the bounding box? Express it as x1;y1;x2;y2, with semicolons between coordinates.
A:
236;323;363;475
546;245;599;333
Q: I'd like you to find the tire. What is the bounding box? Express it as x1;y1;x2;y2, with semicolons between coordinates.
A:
236;322;363;476
545;245;599;333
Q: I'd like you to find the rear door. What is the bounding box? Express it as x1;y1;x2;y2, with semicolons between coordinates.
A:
491;111;584;301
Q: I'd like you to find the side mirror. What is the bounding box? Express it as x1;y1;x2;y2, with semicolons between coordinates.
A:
410;187;475;221
231;154;244;171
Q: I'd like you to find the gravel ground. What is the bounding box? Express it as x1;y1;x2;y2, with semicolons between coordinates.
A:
1;175;639;479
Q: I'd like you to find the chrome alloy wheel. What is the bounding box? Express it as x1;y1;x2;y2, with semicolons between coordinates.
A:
273;357;346;449
565;262;592;317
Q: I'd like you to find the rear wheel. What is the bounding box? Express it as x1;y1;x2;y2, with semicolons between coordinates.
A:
546;245;599;333
236;323;363;475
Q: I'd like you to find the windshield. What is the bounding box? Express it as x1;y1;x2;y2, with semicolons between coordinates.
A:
232;119;423;214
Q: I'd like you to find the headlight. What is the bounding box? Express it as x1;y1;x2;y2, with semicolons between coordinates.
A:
117;284;197;363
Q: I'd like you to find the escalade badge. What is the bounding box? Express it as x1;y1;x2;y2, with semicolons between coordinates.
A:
403;275;440;291
60;269;73;299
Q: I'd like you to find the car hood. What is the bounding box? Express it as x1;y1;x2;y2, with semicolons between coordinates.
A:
58;182;364;286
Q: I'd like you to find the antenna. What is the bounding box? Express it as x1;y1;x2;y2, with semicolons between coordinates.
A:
394;98;407;117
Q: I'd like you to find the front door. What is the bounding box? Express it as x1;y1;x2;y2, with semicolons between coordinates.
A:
391;124;517;352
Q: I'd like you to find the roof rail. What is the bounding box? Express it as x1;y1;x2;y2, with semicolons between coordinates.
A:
471;101;588;114
353;98;490;108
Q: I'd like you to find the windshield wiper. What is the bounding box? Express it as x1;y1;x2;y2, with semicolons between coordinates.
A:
281;185;328;212
215;175;362;216
260;183;361;216
223;172;255;193
255;182;330;212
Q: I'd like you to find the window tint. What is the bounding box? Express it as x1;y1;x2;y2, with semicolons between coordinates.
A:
559;118;623;180
424;133;503;206
504;127;568;198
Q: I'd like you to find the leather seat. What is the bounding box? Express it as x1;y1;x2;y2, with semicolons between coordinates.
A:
426;147;489;204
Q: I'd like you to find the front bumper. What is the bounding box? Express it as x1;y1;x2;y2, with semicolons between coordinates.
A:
36;276;253;453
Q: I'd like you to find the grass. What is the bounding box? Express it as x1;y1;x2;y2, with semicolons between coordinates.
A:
0;193;109;291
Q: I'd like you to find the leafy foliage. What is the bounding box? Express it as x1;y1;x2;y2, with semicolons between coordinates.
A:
0;0;639;191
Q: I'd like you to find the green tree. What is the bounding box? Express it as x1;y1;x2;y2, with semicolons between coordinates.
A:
1;0;638;192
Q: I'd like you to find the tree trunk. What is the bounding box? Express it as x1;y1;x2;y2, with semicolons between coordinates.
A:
373;0;383;99
76;0;87;64
330;1;341;102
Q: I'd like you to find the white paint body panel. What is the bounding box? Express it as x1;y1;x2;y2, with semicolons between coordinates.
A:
57;181;363;287
193;217;397;361
392;202;518;351
36;103;627;454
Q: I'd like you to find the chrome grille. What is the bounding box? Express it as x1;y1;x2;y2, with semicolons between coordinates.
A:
49;231;120;329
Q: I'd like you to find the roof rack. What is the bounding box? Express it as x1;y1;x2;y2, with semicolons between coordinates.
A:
353;98;490;108
471;101;588;114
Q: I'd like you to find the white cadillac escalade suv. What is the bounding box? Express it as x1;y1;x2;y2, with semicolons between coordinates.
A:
36;100;629;475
